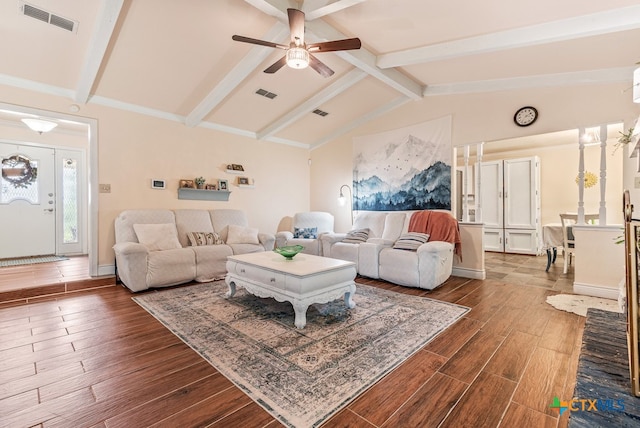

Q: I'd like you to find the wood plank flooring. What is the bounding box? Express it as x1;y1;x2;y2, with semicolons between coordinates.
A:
0;252;585;427
0;256;116;303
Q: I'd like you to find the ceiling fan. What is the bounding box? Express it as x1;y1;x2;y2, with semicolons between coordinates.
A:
232;8;361;77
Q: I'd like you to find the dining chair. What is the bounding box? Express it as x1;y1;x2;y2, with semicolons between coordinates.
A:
559;213;599;274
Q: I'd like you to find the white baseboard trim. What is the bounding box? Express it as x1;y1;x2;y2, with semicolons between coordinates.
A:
452;266;486;280
98;264;487;281
98;264;116;277
573;281;620;300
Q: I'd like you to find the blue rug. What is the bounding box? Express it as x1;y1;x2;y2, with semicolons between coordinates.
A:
569;309;640;427
0;255;69;267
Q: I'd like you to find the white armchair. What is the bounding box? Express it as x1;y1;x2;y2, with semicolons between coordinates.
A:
275;211;334;255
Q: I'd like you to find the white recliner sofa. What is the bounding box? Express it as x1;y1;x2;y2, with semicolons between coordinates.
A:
321;211;410;278
113;209;275;292
275;211;334;255
321;210;458;290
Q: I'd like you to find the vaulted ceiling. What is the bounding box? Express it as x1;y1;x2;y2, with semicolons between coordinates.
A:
1;0;639;148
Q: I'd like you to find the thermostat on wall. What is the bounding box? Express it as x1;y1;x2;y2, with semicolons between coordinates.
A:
151;179;166;189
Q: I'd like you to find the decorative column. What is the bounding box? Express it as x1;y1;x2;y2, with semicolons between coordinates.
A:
598;124;607;225
577;127;585;224
463;145;470;222
475;142;484;223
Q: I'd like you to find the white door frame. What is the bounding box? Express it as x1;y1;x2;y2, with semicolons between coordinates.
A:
0;102;99;276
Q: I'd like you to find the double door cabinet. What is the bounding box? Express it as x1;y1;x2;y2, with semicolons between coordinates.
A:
479;156;540;255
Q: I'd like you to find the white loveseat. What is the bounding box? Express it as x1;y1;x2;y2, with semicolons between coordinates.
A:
275;211;334;255
113;209;275;292
321;210;458;290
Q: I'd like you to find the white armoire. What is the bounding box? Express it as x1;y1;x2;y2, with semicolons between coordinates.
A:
478;156;540;254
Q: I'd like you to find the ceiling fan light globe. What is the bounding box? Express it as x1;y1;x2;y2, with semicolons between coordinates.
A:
286;47;309;69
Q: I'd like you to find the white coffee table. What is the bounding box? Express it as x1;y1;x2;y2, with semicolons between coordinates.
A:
225;252;357;329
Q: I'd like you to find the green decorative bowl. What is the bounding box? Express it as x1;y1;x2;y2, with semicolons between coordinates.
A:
274;245;305;260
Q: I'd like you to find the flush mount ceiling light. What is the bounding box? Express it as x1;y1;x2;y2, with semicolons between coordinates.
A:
21;118;58;134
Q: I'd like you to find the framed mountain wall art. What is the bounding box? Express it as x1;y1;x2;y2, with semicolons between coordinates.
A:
352;116;452;211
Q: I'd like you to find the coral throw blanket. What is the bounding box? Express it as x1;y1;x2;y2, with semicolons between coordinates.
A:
408;210;462;258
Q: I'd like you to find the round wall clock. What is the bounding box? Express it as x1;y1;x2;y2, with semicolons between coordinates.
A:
514;106;538;127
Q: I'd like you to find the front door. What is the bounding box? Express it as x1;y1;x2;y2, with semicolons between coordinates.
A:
0;144;55;259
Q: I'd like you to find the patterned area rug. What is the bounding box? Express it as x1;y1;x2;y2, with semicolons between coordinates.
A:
0;255;68;267
133;281;469;428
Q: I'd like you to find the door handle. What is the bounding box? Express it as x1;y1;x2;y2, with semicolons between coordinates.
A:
44;208;54;212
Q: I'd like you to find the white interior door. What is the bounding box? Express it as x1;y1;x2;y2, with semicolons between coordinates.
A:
504;157;537;229
479;161;503;229
0;144;55;259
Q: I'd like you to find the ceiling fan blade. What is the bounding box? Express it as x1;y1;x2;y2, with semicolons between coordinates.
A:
264;56;287;74
309;54;334;78
287;8;305;46
232;35;288;50
307;38;362;53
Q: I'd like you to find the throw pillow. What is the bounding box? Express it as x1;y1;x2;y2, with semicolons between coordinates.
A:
187;231;224;246
342;228;370;244
133;223;182;251
393;232;430;251
293;227;318;239
226;224;260;245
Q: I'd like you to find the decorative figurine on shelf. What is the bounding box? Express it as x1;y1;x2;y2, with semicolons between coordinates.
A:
195;176;205;189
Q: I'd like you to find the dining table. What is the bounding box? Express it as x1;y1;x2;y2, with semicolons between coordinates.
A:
542;223;567;271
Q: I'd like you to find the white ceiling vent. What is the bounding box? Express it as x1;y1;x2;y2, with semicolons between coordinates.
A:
19;2;78;33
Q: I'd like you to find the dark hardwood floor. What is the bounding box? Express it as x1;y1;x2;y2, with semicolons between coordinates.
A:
0;252;583;427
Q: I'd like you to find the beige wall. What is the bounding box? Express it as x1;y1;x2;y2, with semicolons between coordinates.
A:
2;80;640;274
311;83;640;232
96;109;311;266
0;86;311;270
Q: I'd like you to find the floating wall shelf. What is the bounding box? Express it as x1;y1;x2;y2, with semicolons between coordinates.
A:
178;188;231;201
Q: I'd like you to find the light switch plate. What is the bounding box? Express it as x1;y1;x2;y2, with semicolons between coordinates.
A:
99;184;111;193
151;179;165;189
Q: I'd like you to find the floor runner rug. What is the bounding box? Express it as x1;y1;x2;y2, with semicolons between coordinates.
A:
0;255;69;267
569;309;640;427
133;281;469;427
